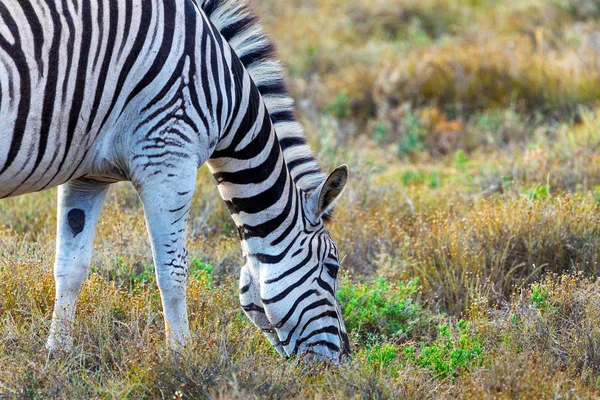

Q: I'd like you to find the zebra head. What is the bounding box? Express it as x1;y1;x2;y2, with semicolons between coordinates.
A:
239;165;351;363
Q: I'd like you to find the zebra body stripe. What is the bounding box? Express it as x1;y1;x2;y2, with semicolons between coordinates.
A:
0;0;350;363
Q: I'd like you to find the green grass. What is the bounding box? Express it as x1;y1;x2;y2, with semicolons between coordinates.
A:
338;278;433;345
404;321;485;380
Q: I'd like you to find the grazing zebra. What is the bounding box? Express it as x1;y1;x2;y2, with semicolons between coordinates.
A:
0;0;351;362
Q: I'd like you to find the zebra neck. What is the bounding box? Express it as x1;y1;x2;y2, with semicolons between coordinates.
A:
208;135;303;257
207;69;303;255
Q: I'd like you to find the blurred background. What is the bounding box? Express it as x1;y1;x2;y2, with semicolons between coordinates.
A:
252;0;600;296
259;0;600;146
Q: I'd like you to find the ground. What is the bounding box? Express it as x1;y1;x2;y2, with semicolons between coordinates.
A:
1;0;600;398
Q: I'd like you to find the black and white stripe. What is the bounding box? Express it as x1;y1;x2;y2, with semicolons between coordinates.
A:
0;0;350;363
200;0;327;192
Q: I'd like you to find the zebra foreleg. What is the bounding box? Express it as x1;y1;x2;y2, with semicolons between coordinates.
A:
47;179;110;352
135;167;197;351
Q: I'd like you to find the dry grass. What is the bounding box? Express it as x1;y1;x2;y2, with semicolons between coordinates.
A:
260;0;600;125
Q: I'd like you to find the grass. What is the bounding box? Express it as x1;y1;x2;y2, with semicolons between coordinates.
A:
1;0;600;398
338;278;434;345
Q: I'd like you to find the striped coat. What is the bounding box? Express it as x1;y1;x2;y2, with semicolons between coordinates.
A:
0;0;350;362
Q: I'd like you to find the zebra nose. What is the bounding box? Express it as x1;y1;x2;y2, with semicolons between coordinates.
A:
296;335;347;364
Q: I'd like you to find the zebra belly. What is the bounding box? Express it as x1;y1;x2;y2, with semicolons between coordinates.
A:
0;104;94;199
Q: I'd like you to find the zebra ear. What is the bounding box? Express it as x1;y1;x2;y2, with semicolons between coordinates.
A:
313;165;349;220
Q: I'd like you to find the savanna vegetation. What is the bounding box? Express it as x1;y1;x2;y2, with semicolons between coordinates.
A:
2;0;600;398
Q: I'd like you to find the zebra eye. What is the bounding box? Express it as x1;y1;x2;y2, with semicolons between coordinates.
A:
324;263;339;279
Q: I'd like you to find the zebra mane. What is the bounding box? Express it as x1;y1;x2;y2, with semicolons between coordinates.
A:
200;0;327;193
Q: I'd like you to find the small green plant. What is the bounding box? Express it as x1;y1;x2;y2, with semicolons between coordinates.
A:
403;320;485;380
338;278;431;344
397;112;424;156
134;264;155;286
396;133;420;156
373;122;388;144
475;109;504;135
530;284;549;312
522;184;551;201
25;372;40;400
594;186;600;204
127;262;156;287
359;343;400;375
190;258;214;287
454;149;470;170
400;170;441;188
509;313;519;328
325;92;351;119
220;219;236;236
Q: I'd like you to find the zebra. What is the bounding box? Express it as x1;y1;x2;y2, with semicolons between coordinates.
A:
0;0;351;362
